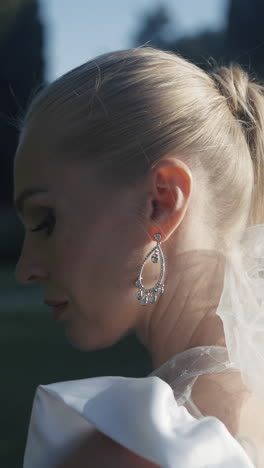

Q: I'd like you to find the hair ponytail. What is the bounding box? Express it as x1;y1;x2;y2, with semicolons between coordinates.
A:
210;66;264;226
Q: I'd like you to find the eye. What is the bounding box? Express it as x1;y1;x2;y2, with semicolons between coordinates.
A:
31;213;56;237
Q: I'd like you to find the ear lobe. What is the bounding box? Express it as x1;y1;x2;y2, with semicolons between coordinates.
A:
149;159;192;241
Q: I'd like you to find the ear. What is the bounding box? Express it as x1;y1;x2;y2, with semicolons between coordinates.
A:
148;157;192;241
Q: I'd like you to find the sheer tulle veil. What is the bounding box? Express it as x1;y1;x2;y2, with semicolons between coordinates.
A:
216;223;264;401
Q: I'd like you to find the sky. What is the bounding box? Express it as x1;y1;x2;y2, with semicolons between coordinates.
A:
39;0;229;82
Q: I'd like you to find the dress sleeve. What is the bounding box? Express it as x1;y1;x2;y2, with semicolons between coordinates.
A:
23;375;254;468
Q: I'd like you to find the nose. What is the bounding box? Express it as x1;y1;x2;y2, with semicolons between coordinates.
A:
15;242;48;285
15;260;48;285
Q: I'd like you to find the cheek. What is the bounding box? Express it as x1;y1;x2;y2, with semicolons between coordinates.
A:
49;226;121;303
44;229;84;292
49;210;143;349
58;218;133;287
59;239;141;350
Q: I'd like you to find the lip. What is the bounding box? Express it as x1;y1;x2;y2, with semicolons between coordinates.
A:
44;299;68;321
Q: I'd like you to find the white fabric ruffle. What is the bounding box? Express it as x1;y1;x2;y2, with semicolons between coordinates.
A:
23;375;254;468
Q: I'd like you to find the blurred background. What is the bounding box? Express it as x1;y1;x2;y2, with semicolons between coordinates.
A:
1;0;264;466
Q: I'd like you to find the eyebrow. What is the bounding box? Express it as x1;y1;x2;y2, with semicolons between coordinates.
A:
15;187;50;215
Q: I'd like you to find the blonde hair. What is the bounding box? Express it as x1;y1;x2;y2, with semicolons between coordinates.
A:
23;47;264;244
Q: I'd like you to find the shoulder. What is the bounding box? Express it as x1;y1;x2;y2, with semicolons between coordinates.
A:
191;372;252;436
58;430;159;468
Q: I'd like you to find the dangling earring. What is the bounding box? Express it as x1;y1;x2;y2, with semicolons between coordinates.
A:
135;233;166;305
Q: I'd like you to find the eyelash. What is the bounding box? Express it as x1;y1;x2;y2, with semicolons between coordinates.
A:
31;213;56;237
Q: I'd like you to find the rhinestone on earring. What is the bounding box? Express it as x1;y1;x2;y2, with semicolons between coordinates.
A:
135;233;166;305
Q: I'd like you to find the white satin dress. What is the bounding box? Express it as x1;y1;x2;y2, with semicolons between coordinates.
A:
23;346;255;468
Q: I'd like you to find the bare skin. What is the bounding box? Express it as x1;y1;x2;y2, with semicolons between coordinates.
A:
57;431;160;468
14;122;264;467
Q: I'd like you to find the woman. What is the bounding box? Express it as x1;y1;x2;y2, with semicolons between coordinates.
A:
14;47;264;467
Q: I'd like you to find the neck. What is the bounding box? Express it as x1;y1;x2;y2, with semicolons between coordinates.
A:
136;249;226;369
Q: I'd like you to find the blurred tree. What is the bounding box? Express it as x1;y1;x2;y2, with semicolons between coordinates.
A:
133;4;175;52
226;0;264;76
133;5;177;51
0;0;44;206
133;3;227;70
133;0;264;77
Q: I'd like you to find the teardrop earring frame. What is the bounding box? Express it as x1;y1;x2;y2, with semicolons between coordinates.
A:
135;233;166;305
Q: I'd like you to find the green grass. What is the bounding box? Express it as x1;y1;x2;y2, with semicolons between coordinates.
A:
1;264;151;467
